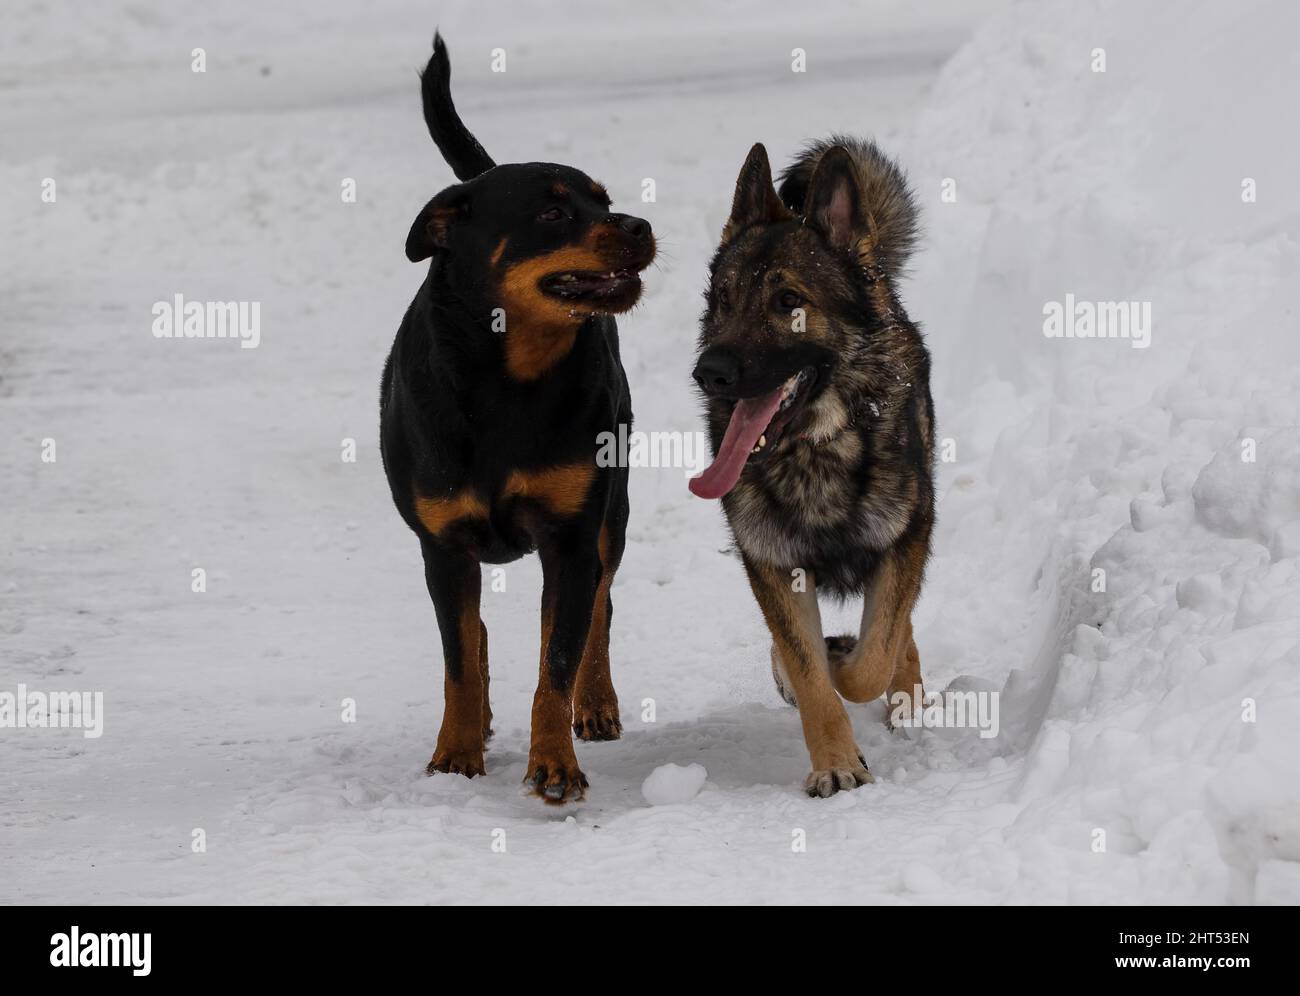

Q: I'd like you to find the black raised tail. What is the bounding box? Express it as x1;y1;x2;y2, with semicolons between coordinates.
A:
421;32;496;181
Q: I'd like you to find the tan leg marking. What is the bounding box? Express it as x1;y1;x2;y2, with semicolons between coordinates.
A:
526;604;587;803
428;595;487;777
573;526;620;741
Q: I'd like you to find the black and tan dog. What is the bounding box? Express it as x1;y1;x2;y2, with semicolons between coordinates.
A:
690;136;934;797
380;34;655;802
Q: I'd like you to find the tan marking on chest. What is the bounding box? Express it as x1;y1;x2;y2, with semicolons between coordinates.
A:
504;463;595;517
414;490;489;536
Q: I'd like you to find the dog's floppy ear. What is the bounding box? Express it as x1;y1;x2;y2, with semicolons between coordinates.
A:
722;143;792;242
803;146;869;254
405;184;470;262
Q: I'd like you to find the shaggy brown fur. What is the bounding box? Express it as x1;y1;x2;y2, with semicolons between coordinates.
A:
692;138;934;797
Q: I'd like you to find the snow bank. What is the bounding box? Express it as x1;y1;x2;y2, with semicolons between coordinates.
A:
904;0;1300;903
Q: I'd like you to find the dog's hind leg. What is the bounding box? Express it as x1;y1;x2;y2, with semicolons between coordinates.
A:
572;565;622;741
885;622;924;728
769;645;798;706
573;482;626;740
829;530;928;710
478;620;492;741
421;540;488;777
744;557;873;797
769;633;850;708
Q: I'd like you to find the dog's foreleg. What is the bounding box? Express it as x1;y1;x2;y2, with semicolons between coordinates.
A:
829;531;927;710
421;540;487;777
527;535;602;802
743;557;873;797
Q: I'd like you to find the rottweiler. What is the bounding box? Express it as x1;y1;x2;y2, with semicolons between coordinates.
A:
380;33;656;803
690;137;934;797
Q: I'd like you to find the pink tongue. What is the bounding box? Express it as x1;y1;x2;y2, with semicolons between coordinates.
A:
689;387;784;500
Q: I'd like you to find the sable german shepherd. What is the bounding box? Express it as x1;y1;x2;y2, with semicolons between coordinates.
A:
380;34;655;803
690;137;934;797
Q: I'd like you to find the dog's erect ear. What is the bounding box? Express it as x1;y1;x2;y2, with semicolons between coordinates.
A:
804;146;869;254
405;185;469;262
723;143;792;242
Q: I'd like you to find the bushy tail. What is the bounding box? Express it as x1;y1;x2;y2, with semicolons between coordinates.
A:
420;32;496;181
777;134;919;278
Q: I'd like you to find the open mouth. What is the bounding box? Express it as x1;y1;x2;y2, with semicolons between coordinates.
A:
541;269;642;308
689;367;817;500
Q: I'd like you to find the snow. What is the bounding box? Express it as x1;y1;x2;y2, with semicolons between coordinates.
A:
641;763;708;806
2;0;1298;904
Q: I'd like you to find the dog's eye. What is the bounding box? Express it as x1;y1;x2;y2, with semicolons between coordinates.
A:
717;286;731;310
538;207;565;222
776;290;805;311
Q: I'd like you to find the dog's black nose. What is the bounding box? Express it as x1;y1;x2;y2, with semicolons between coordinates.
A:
693;350;741;395
618;215;651;240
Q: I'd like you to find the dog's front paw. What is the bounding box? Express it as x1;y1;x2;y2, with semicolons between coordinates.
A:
804;753;874;798
573;701;622;741
525;745;588;803
427;744;486;778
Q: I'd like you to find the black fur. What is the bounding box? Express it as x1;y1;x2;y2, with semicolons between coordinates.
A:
694;139;933;597
380;32;655;800
776;134;919;278
692;139;934;794
422;32;496;181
